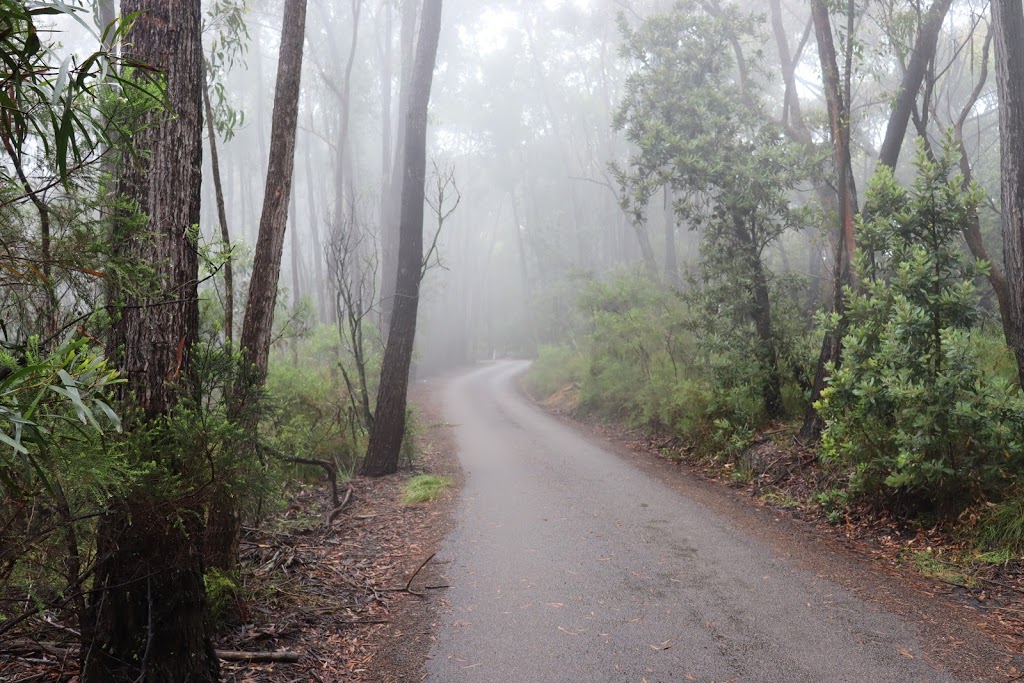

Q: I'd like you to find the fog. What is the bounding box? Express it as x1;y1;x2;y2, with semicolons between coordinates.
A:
61;0;1001;373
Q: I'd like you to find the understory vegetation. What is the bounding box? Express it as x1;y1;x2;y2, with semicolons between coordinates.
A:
512;0;1024;567
529;140;1024;558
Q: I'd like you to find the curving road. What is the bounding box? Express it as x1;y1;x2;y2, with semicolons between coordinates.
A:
424;361;980;682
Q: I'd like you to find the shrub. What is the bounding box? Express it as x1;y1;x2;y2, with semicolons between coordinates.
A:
818;139;1024;511
524;345;584;399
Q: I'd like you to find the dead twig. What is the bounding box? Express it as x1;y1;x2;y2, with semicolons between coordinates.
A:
377;552;437;597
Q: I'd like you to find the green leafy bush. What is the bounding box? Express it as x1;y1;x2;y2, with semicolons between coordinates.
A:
819;141;1024;510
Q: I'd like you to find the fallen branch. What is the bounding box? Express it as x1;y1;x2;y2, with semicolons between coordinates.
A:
284;457;340;506
215;649;301;663
327;486;354;525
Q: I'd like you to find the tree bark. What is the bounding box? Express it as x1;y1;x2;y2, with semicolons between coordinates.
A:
86;1;218;680
737;216;783;420
992;0;1024;386
207;0;306;574
361;0;443;477
302;124;328;322
663;186;679;288
950;26;1013;344
239;0;308;382
332;0;363;220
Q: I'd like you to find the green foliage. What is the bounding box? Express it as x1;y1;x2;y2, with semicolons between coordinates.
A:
265;325;378;477
0;334;125;497
612;2;815;423
819;140;1024;510
401;474;452;505
815;487;852;524
203;567;239;625
0;2;157;180
204;0;250;140
524;345;584;399
976;494;1024;555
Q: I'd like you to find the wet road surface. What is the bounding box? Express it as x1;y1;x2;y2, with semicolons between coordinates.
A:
424;361;972;682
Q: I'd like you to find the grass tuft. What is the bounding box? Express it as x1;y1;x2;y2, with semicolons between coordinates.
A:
401;474;452;504
977;493;1024;555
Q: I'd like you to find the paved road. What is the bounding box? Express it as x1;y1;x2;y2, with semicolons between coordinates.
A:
424;362;971;682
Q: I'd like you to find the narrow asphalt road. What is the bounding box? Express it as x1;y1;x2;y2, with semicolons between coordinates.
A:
424;362;977;682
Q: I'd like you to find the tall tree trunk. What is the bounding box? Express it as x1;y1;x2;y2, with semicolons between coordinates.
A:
877;0;955;170
303;130;328;322
360;0;443;477
799;0;859;442
380;0;420;334
736;216;783;420
239;0;308;382
378;0;394;236
952;27;1013;344
289;183;301;309
206;0;307;574
332;0;363;219
202;67;234;346
632;217;659;280
510;191;537;353
86;1;218;680
993;0;1024;386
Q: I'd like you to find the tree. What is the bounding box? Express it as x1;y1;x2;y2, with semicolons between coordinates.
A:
239;0;308;383
86;0;220;679
613;2;803;421
876;0;955;170
799;0;860;442
207;0;307;573
819;142;1024;510
360;0;443;477
380;0;421;334
992;0;1024;386
800;0;954;441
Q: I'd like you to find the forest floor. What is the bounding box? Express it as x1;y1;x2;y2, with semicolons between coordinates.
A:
534;382;1024;671
0;381;461;683
212;379;460;682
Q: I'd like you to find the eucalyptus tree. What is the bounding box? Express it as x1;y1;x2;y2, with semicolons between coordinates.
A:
203;0;308;572
86;0;220;679
361;0;443;477
239;0;308;383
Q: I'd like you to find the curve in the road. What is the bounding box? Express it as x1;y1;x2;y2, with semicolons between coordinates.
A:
424;361;984;683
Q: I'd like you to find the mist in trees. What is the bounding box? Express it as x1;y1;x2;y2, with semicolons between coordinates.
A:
2;0;1024;678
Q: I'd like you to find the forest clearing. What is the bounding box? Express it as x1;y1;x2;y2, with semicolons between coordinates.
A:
2;0;1024;680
